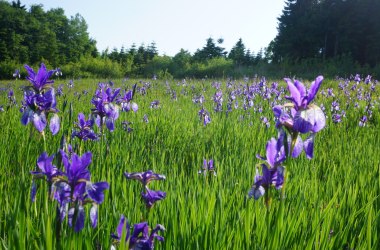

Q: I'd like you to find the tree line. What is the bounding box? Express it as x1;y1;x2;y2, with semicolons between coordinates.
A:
1;0;379;79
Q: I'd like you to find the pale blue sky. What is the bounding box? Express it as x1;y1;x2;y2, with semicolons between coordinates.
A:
19;0;286;56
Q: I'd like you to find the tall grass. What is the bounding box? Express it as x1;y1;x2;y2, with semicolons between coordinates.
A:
0;77;379;249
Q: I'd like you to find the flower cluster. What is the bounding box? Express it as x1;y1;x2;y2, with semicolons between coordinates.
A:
91;83;120;132
249;76;326;203
117;84;138;112
31;149;109;232
111;215;165;250
72;113;99;141
20;63;60;135
124;170;166;209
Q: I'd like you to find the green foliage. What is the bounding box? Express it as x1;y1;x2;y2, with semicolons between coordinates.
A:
0;77;379;249
62;56;123;78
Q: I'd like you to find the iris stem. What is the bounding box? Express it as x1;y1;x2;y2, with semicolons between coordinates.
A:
41;131;47;152
281;168;288;200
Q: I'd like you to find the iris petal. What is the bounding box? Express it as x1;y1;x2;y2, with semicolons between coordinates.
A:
50;114;60;135
32;112;47;132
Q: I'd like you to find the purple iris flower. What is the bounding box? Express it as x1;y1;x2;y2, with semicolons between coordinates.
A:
111;215;130;243
57;84;64;96
284;76;326;133
72;113;99;141
21;64;60;134
55;67;62;77
21;86;60;134
7;89;16;106
359;115;368;127
143;114;149;123
261;116;270;128
249;136;286;200
129;222;165;250
111;218;165;250
248;165;284;200
141;188;166;208
91;85;120;132
213;90;223;112
24;63;56;91
30;152;61;201
121;121;133;133
150;100;160;108
13;69;20;78
52;150;109;231
198;108;211;126
68;79;74;88
199;159;216;176
118;87;138;112
124;170;166;187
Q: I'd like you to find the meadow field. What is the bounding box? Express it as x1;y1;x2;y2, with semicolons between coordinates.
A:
0;69;379;249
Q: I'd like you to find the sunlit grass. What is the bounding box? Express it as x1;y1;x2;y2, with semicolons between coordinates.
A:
0;77;379;249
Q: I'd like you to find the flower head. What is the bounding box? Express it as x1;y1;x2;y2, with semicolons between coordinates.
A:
24;63;56;91
124;170;166;187
91;85;120;132
72;113;99;141
141;188;166;208
282;76;326;133
130;222;165;250
199;159;216;176
248;165;284;200
111;217;165;250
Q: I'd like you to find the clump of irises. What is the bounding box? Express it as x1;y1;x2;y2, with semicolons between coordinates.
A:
31;147;109;232
72;113;99;141
124;170;166;210
249;76;326;206
111;215;165;250
20;63;60;135
91;83;120;132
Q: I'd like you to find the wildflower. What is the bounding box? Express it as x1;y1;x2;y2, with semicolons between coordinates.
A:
283;76;326;133
21;64;60;134
118;85;138;112
359;115;367;127
111;217;165;250
129;222;165;250
57;84;64;96
150;100;160;108
55;67;62;77
68;79;74;88
198;108;211;126
72;113;99;141
248;164;284;200
51;149;109;231
141;187;166;208
332;113;342;123
124;170;166;187
249;136;286;200
30;152;61;201
111;215;130;243
8;88;16;106
13;69;20;78
143;114;149;123
199;159;216;176
261;116;270;128
91;84;120;132
121;121;133;133
24;63;56;91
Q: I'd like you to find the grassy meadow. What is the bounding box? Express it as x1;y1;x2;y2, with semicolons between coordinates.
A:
0;75;379;249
